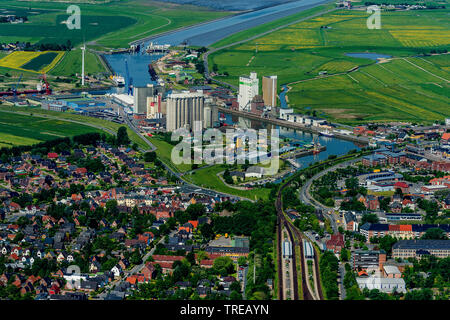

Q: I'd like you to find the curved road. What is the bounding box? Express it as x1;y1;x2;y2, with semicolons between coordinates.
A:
298;157;363;233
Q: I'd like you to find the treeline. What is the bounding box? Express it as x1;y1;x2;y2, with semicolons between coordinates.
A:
0;126;131;161
23;40;73;52
319;251;339;300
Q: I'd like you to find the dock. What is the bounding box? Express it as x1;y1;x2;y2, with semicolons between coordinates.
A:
217;106;369;145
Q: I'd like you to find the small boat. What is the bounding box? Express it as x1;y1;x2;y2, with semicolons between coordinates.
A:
110;75;125;87
319;128;334;137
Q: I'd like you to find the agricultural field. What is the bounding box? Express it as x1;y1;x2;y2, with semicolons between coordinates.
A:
0;110;106;148
0;0;231;50
210;8;450;124
49;48;105;77
0;51;64;73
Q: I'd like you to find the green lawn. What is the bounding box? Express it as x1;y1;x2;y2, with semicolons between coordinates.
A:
210;9;450;124
147;135;193;173
184;165;271;201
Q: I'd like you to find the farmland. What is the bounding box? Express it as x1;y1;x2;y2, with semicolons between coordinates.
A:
0;50;64;73
0;110;106;148
49;48;105;77
209;8;450;124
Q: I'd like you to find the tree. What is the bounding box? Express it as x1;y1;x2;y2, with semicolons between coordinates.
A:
185;203;206;220
238;256;247;266
361;213;379;225
213;256;234;275
340;248;350;262
117;126;130;146
144;151;157;162
422;228;448;240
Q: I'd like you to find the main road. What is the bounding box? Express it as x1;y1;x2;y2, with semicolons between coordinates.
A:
298;157;363;233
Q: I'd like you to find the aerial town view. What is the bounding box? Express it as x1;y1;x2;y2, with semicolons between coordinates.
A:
0;0;448;310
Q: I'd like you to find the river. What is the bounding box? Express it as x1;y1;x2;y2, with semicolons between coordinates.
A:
143;0;329;47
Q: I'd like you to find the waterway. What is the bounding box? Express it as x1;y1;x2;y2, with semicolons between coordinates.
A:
102;0;329;91
220;113;362;169
144;0;329;47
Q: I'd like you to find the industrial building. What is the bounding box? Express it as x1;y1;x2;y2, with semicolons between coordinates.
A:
133;84;157;114
147;93;166;119
238;72;259;111
166;91;205;132
262;75;277;113
356;277;406;293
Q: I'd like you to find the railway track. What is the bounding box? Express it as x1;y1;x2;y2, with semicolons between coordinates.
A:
276;180;316;300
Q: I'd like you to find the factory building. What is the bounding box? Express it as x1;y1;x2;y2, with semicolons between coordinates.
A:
166;91;205;132
262;75;277;113
147;93;166;119
238;72;258;111
133;84;156;114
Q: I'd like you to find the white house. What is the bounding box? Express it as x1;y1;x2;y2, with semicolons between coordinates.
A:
356;276;406;293
245;166;265;179
111;265;123;279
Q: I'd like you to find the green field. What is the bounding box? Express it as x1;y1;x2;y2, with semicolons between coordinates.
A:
20;52;58;71
184;165;271;201
0;0;231;50
49;49;106;76
0;106;149;150
0;110;106;148
210;9;450;124
147;135;193;173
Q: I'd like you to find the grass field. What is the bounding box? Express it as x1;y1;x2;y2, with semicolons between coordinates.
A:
184;165;271;201
49;48;105;76
210;8;450;124
146;135;193;173
0;105;149;150
0;110;106;148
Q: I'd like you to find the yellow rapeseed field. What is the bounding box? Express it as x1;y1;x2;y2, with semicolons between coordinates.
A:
389;30;450;47
0;51;64;73
0;51;42;69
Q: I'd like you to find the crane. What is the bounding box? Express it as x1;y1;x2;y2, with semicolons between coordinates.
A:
125;59;133;95
39;74;51;95
12;73;23;102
